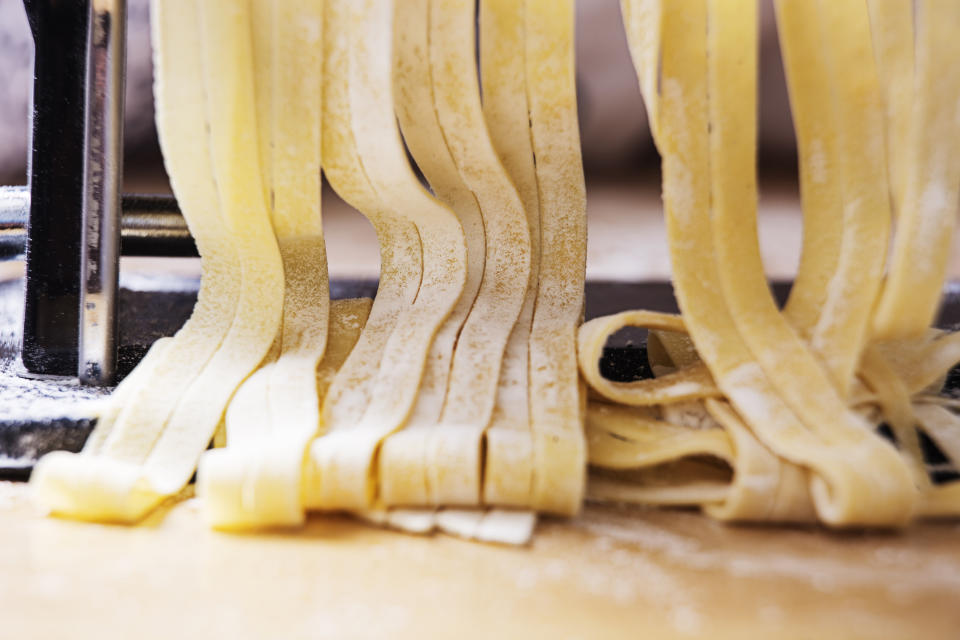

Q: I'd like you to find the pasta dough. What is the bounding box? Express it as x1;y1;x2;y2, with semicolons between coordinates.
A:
581;0;960;529
525;0;588;516
871;0;960;339
31;0;960;541
305;0;469;511
199;0;328;530
377;0;519;508
201;298;371;529
479;0;540;508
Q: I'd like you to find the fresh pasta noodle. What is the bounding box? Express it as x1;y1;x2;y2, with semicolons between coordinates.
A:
29;0;960;542
582;0;960;529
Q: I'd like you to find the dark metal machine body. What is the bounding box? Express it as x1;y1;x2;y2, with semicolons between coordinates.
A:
2;0;195;383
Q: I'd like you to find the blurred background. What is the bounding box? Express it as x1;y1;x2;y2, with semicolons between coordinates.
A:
1;0;953;284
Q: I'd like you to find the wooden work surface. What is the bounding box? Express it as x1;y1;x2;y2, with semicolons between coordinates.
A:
0;481;957;639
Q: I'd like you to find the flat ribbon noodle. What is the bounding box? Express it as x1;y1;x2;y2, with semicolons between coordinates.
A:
377;0;487;507
582;0;916;527
199;0;329;530
872;0;960;339
525;0;588;516
479;0;541;508
578;311;720;406
305;0;468;510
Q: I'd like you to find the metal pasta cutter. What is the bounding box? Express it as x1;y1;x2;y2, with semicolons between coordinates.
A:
2;0;196;386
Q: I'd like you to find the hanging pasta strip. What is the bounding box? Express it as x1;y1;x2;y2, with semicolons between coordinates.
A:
773;0;844;338
196;0;301;522
872;0;960;339
779;0;927;452
863;331;960;401
525;0;588;516
578;311;720;406
708;0;912;524
413;0;530;506
32;0;284;523
596;6;768;516
243;0;328;524
370;0;537;536
260;0;329;446
805;0;891;394
197;0;330;529
647;0;913;526
389;0;486;407
305;0;468;510
80;0;274;462
377;0;487;507
125;0;285;514
868;330;939;388
707;0;914;512
315;0;421;439
866;0;915;214
479;0;540;508
914;405;960;467
316;0;527;537
619;0;661;143
728;2;884;432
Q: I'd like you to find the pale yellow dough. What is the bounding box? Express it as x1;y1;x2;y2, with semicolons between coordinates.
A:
305;0;469;510
480;0;541;508
198;0;328;530
36;0;960;539
201;299;371;529
582;0;960;528
377;0;521;508
525;0;588;516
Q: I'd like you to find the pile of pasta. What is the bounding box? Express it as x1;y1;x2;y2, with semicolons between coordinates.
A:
30;0;585;544
26;0;960;541
581;0;960;526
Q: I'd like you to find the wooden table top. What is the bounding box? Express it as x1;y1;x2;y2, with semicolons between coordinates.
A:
0;481;957;639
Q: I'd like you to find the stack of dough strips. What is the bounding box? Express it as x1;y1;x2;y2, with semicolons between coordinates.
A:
29;0;960;540
31;0;587;545
580;0;960;526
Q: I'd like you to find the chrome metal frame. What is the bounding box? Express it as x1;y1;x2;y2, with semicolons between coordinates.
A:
78;0;126;384
7;0;194;386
